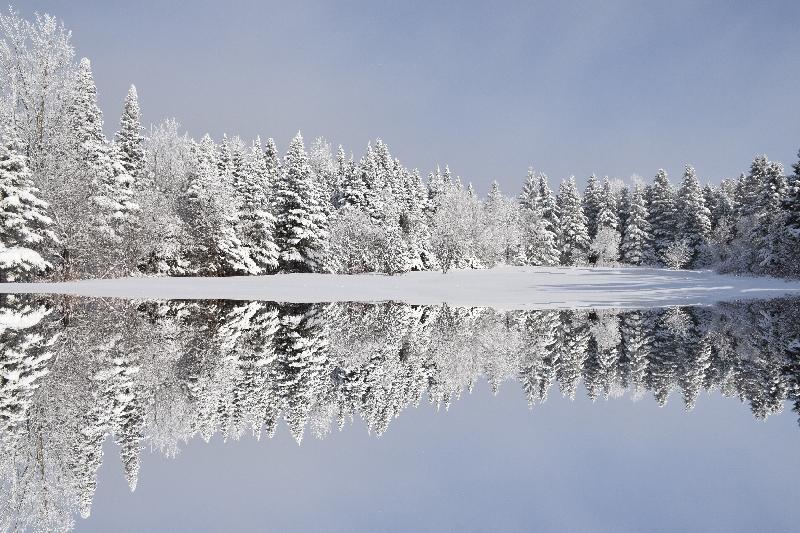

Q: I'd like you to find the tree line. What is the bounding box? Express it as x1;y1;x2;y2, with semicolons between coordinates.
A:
1;8;799;281
1;294;800;530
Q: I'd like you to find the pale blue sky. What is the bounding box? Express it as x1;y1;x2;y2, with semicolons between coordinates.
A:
16;1;800;193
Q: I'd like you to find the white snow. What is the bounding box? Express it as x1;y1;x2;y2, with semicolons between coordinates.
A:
2;266;800;309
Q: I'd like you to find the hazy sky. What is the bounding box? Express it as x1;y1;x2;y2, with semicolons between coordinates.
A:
15;1;800;192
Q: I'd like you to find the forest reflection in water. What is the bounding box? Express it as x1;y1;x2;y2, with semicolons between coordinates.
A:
1;295;800;531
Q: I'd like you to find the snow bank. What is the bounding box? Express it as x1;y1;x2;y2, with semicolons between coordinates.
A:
3;266;800;310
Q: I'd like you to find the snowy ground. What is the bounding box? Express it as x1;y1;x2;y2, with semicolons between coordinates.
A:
3;266;800;309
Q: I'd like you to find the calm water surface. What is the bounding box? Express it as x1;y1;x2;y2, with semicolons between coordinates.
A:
1;295;798;532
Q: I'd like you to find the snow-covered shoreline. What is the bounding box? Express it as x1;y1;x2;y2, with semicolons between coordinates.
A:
2;266;800;310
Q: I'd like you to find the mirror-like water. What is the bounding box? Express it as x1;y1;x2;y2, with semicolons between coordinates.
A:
1;295;799;532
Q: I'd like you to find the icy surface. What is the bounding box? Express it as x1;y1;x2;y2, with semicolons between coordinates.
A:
3;266;800;309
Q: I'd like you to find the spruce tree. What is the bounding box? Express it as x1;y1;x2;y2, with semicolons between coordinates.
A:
520;187;559;266
582;174;602;239
68;58;139;276
425;166;446;220
784;149;800;239
264;137;282;191
556;176;590;265
182;135;256;275
591;178;621;264
0;132;56;281
274;132;328;272
537;173;560;235
486;180;503;205
519;168;538;212
783;149;800;276
114;85;144;179
620;184;652;265
647;169;676;264
596;177;619;232
676;164;711;265
235;140;279;273
617;185;630;237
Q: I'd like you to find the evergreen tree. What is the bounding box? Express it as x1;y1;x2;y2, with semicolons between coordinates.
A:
617;185;630;237
620;184;652;265
596;178;619;232
519;168;538;212
263;137;282;194
556;177;590;265
783;149;800;275
217;134;233;178
235;139;279;273
425;166;447;220
519;187;559;266
0;132;56;281
486;180;502;205
582;174;602;239
676;164;711;265
339;151;368;210
113;85;144;179
274;132;328;272
67;58;139;276
590;178;620;264
181;135;257;275
647;169;676;263
537;173;560;235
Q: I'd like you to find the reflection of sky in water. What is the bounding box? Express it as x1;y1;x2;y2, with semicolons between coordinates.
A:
87;385;799;533
1;296;799;532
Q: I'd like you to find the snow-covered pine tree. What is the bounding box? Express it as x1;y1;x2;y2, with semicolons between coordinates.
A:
181;135;257;275
0;131;56;281
309;137;337;217
67;58;139;277
339;147;369;211
647;169;676;264
754;156;787;273
555;176;590;265
582;174;602;240
783;151;800;256
397;167;432;271
425;166;447;220
616;185;630;238
274;132;328;272
441;165;453;187
113;85;144;179
596;178;619;232
590;178;620;264
756;156;787;217
486;180;503;206
620;184;652;265
217;134;233;178
519;168;538;212
263;137;282;192
519;186;559;266
537;173;560;235
675;165;711;266
483;181;522;264
234;139;279;273
782;149;800;276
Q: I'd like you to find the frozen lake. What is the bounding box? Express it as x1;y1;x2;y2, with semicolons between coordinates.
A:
3;266;800;309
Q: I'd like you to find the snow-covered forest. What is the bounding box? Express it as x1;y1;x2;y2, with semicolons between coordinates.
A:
1;294;800;531
1;8;800;282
